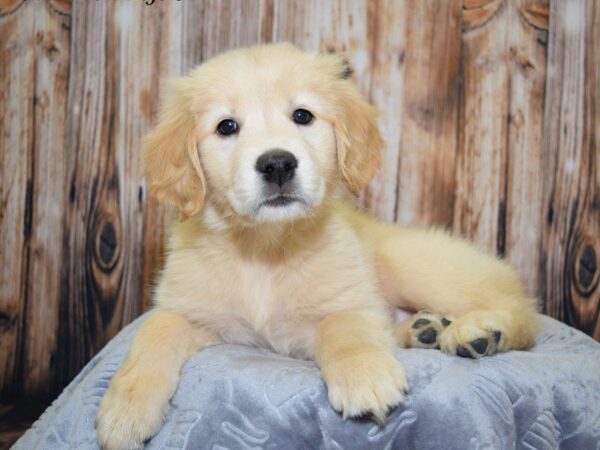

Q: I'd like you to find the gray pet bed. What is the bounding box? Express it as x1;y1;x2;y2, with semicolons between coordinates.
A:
14;314;600;449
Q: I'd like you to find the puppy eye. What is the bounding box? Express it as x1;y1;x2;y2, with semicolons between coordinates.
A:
292;109;314;125
216;119;238;136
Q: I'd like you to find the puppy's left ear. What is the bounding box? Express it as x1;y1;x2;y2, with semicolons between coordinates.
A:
333;80;383;196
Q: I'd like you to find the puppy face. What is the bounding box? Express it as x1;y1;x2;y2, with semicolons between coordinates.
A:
145;44;383;224
197;56;337;223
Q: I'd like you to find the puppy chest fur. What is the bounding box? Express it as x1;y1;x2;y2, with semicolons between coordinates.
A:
153;208;387;359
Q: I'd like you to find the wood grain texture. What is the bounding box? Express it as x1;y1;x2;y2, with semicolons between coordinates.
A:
540;0;599;340
181;0;272;71
54;0;169;394
0;0;34;399
22;0;71;399
503;0;548;296
394;0;461;228
0;0;598;406
454;0;548;296
360;0;406;223
454;0;512;253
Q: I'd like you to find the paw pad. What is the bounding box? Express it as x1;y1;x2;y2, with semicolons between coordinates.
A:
492;330;502;344
470;338;488;354
412;318;432;329
455;339;487;358
406;311;452;349
454;332;501;358
417;327;438;344
456;345;472;358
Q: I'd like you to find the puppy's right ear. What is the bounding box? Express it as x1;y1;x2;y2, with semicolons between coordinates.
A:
144;78;206;220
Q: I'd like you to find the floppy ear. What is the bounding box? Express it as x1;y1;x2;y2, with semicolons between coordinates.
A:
334;81;383;196
144;79;206;220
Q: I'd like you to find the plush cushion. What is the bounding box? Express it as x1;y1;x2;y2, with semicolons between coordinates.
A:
14;314;600;449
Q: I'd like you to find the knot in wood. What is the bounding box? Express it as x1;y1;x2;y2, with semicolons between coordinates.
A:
0;311;15;332
575;244;598;296
95;221;119;272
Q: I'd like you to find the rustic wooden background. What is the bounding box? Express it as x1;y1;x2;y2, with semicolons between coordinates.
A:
0;0;598;416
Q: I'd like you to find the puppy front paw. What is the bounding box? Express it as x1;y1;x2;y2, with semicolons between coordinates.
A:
322;349;407;423
96;371;172;450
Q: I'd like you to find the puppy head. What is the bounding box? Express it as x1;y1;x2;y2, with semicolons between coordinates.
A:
145;43;382;223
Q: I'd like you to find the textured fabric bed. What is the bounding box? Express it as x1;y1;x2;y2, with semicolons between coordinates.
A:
15;314;600;450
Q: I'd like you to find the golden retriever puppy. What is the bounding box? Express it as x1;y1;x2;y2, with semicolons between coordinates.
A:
96;43;538;449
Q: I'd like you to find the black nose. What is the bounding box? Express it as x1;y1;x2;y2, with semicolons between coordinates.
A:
255;150;298;187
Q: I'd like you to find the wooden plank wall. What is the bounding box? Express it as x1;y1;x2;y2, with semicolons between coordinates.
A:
0;0;598;404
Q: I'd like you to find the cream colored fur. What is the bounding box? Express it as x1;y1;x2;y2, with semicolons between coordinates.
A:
96;44;538;449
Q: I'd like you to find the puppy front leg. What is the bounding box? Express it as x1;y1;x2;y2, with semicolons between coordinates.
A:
315;309;407;423
96;310;215;450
